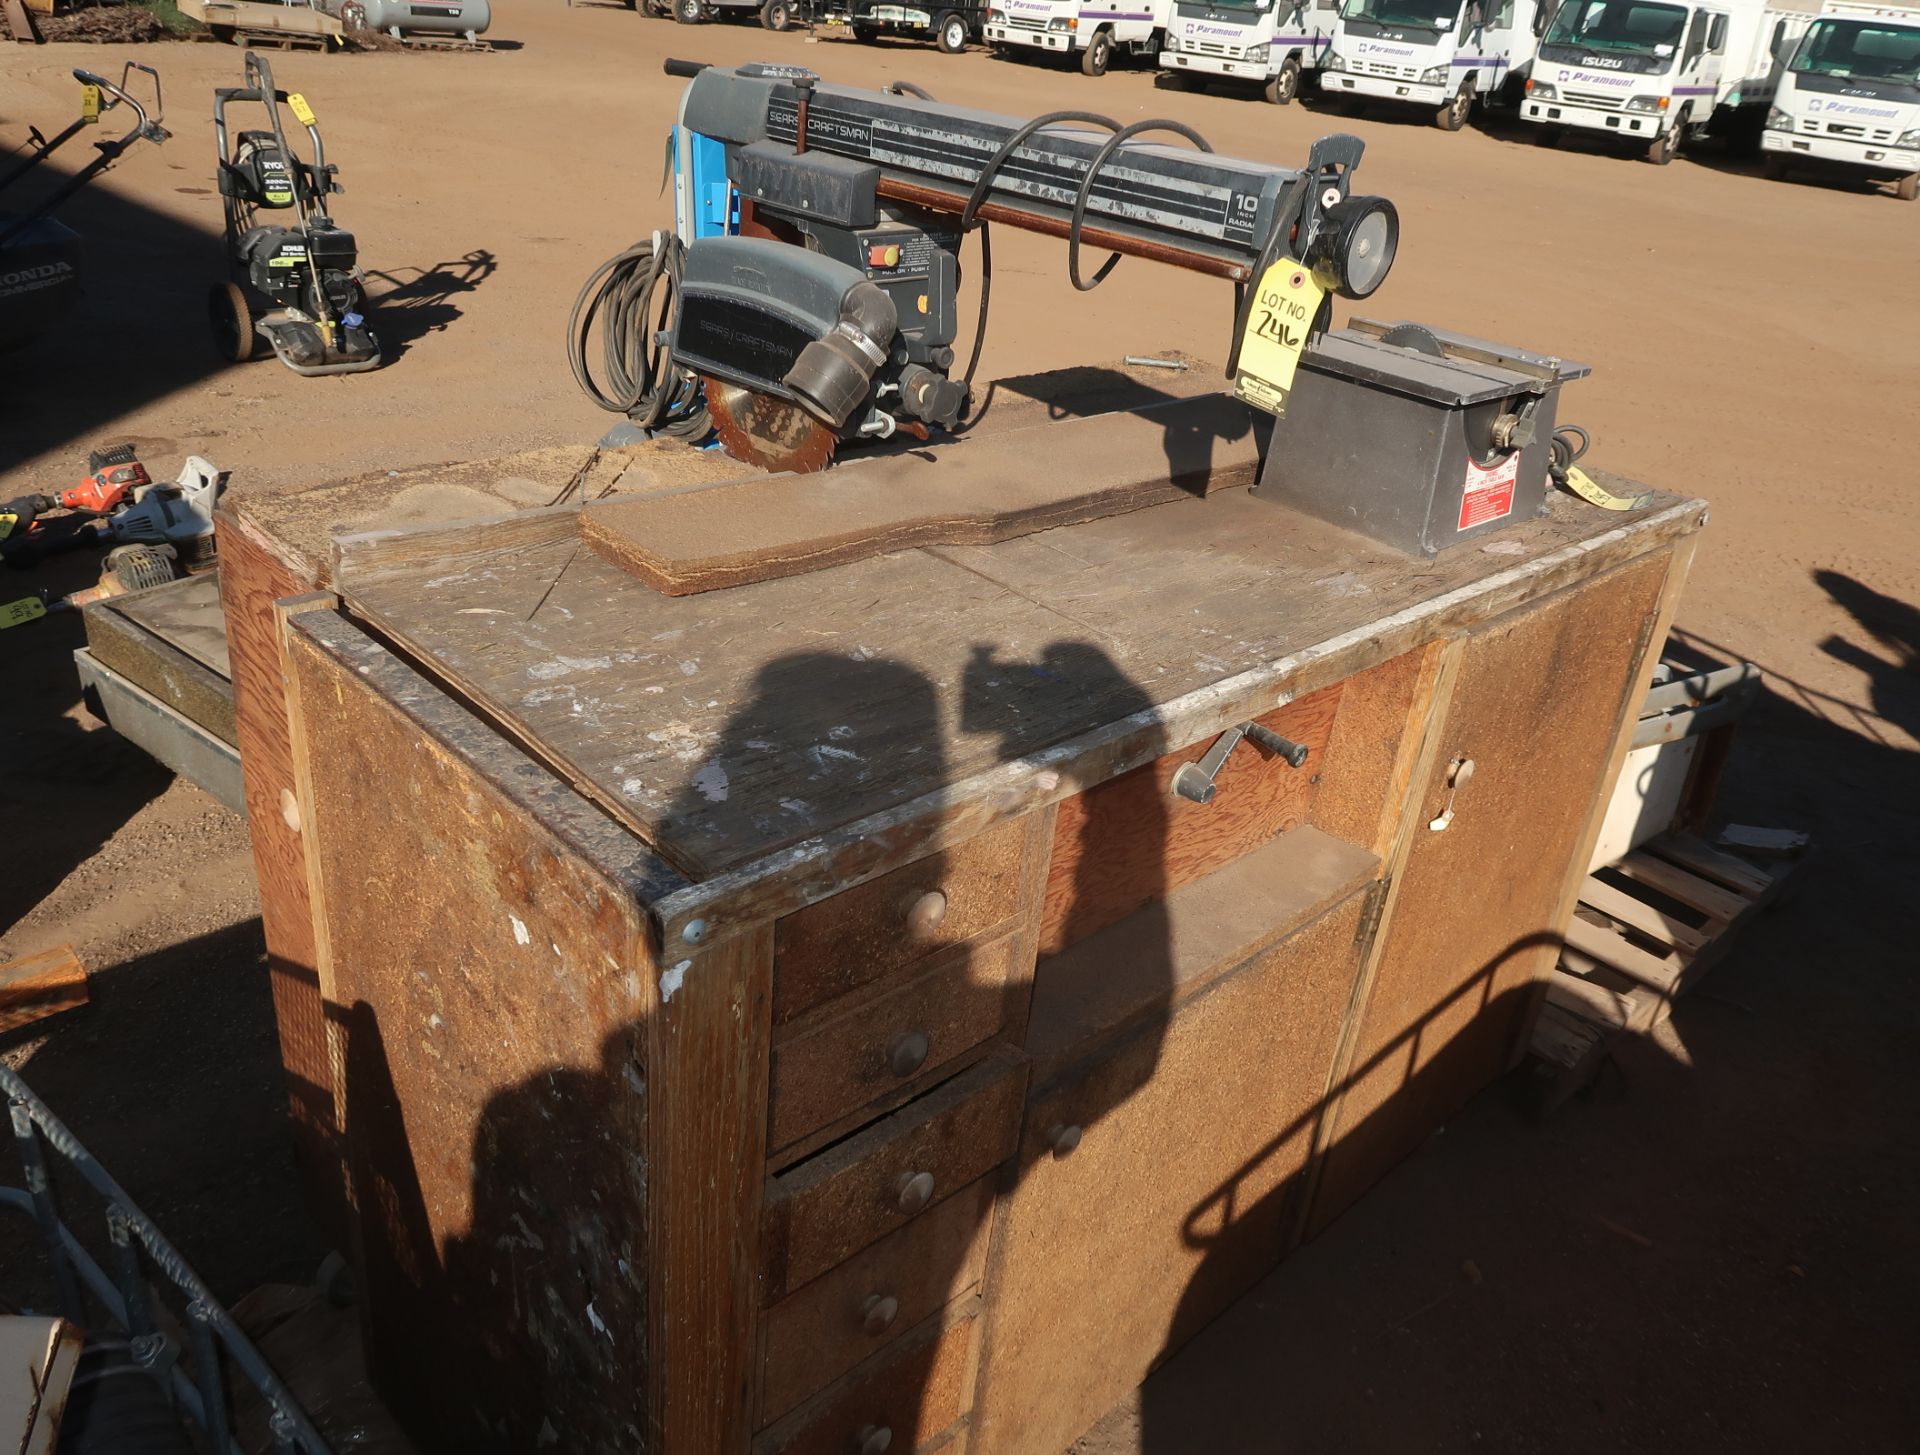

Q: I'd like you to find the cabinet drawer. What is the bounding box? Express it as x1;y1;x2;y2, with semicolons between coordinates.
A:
765;1048;1026;1301
774;818;1029;1026
762;1175;995;1425
770;937;1021;1156
756;1303;981;1455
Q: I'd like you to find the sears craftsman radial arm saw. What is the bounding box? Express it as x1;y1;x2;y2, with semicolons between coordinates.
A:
568;59;1401;474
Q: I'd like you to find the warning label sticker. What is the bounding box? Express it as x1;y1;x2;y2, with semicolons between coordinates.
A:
1458;453;1520;532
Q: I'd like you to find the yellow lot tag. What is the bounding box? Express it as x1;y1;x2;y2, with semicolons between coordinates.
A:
1562;465;1652;512
1233;261;1325;417
289;93;318;128
80;85;101;124
0;512;16;540
2;597;47;630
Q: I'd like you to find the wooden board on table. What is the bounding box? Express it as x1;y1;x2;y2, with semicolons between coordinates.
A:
335;485;1703;901
0;946;87;1034
578;393;1268;597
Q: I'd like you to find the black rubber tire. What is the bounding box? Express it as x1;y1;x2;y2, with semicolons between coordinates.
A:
1896;172;1919;202
1761;153;1789;181
761;0;791;28
1081;29;1112;77
1157;70;1190;91
1264;55;1301;105
936;10;967;51
852;21;878;41
675;0;702;22
209;282;254;363
1435;85;1471;131
1533;125;1564;147
1646;124;1679;165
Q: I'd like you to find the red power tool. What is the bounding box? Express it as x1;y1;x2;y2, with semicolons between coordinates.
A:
0;445;148;566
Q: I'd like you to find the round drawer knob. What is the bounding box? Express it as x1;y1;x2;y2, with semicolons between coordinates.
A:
860;1293;900;1337
855;1425;893;1455
905;889;948;938
894;1170;935;1215
887;1030;931;1078
1046;1123;1083;1159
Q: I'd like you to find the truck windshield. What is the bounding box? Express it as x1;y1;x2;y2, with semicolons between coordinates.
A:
1338;0;1459;33
1188;0;1275;12
1790;19;1920;86
1542;0;1687;57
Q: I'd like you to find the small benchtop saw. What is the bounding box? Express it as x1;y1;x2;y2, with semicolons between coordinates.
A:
568;59;1400;473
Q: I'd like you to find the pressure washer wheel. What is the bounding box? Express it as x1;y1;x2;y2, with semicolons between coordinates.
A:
339;1;367;28
1435;84;1472;132
208;281;255;363
936;10;968;52
1081;28;1113;77
760;0;791;30
1265;56;1301;105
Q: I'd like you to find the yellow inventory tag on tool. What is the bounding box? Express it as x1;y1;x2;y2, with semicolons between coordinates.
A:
1;597;47;630
80;85;101;124
289;93;317;128
1233;262;1325;417
1562;465;1652;512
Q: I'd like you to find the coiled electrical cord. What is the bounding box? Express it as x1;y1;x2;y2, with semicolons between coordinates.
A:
565;231;710;440
1549;423;1591;486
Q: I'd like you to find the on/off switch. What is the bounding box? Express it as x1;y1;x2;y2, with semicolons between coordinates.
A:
867;242;901;269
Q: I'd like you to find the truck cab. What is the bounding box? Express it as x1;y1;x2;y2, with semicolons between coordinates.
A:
984;0;1176;74
1158;0;1341;103
1761;3;1920;197
1522;0;1736;163
1320;0;1548;129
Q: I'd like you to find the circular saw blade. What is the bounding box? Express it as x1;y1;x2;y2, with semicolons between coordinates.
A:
704;378;838;475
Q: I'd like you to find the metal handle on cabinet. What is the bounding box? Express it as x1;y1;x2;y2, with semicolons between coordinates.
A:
860;1293;900;1337
887;1030;931;1078
1046;1123;1082;1158
855;1425;893;1455
1428;755;1476;832
894;1170;935;1215
905;889;948;938
1171;721;1310;805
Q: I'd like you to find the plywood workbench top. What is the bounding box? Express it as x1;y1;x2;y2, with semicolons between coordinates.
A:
333;479;1703;885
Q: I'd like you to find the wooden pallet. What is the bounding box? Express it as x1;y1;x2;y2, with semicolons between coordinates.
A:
1525;832;1796;1111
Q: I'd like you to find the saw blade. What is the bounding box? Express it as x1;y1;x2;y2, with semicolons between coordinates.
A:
704;378;838;475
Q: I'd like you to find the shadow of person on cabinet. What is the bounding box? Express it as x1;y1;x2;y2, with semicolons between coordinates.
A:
334;638;1182;1455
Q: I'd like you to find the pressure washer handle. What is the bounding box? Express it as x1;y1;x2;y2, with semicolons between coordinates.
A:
663;59;711;79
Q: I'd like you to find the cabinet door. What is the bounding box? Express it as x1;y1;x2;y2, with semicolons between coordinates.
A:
971;890;1370;1455
1310;550;1673;1231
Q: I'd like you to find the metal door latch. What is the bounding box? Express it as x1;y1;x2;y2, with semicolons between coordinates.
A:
1171;722;1310;805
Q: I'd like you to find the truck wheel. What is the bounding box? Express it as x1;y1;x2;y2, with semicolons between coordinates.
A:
1761;153;1789;181
674;0;702;22
1081;28;1112;76
1533;125;1564;147
209;283;255;364
936;10;967;51
761;0;791;29
1896;172;1919;202
1646;124;1680;165
852;21;877;40
1264;56;1301;105
1435;85;1471;132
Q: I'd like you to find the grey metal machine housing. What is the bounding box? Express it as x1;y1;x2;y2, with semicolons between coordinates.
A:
1254;320;1592;556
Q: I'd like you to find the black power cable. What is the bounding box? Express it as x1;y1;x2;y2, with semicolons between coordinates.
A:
565;231;709;440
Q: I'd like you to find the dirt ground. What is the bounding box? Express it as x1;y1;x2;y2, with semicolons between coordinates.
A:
2;8;1916;1451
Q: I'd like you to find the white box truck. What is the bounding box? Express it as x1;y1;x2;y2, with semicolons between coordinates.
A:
1760;2;1920;197
1318;0;1550;130
1157;0;1341;103
984;0;1175;73
1521;0;1808;163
